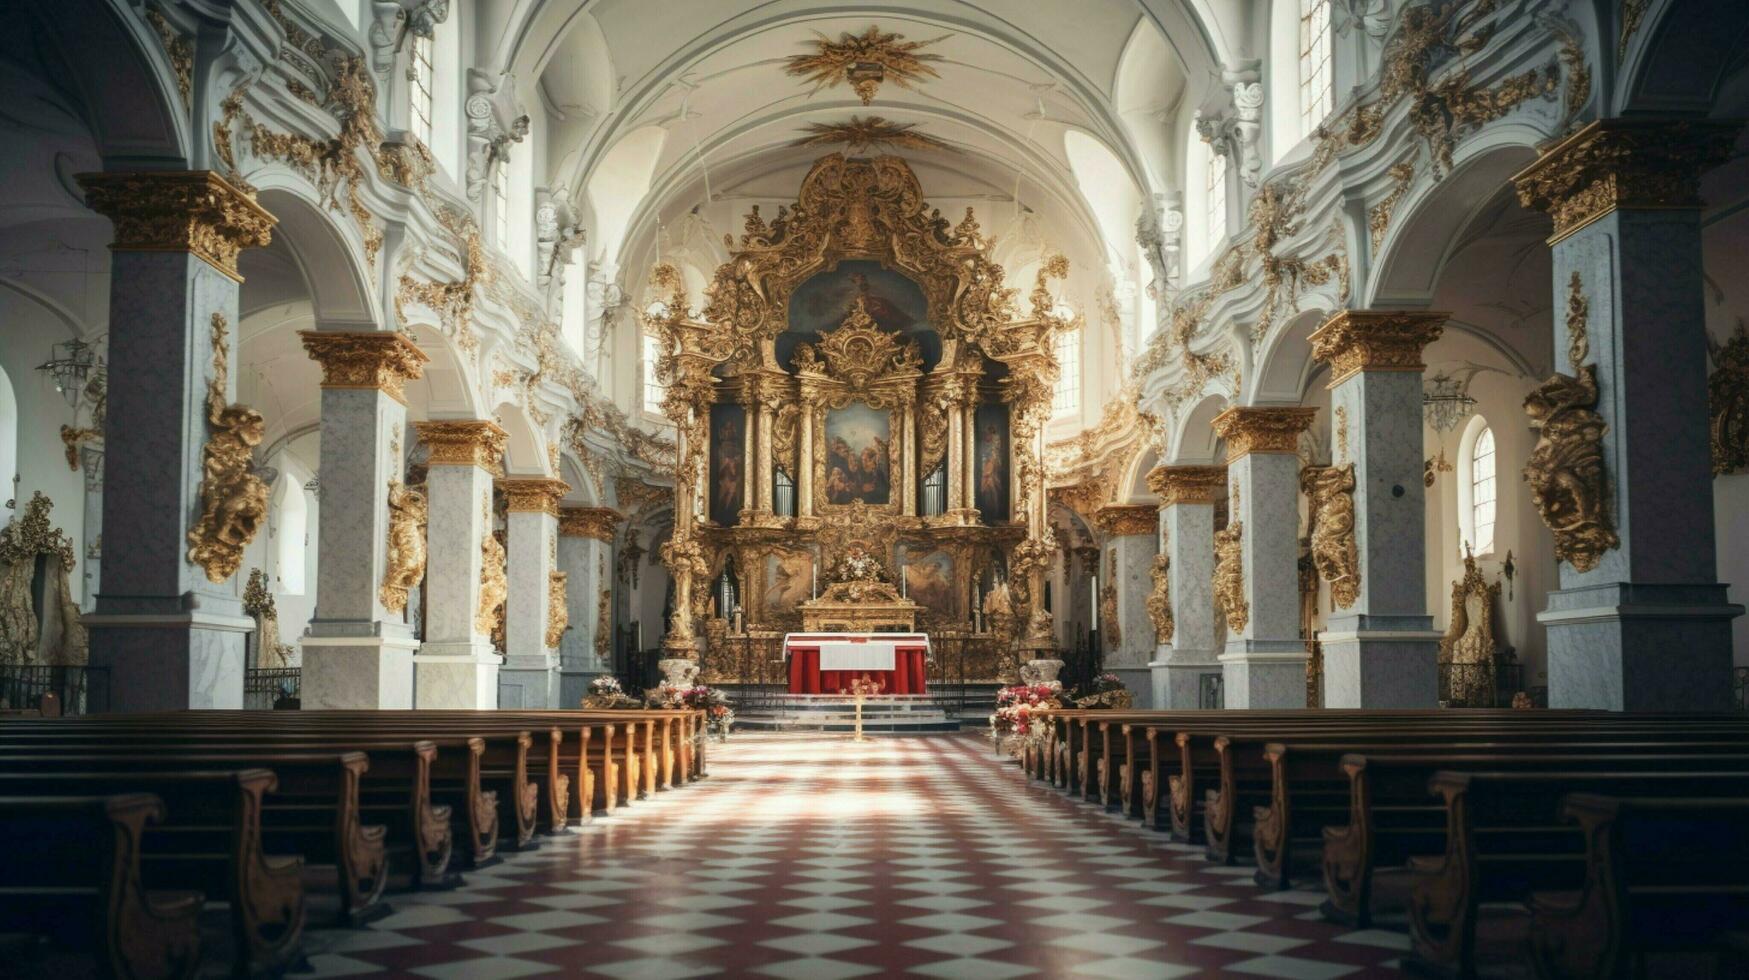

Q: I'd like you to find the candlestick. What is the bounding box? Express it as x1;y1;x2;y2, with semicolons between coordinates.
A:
811;564;818;599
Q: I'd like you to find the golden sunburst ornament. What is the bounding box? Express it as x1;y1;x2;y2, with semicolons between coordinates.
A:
784;26;946;105
791;116;954;154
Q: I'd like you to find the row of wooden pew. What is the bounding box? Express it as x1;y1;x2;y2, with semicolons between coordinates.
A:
1025;708;1749;978
0;707;707;978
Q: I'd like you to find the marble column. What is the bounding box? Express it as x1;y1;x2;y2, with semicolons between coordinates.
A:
558;507;620;705
961;399;978;519
739;388;756;518
1513;120;1745;710
412;420;507;708
1094;503;1160;705
797;399;814;517
498;478;568;708
901;398;917;516
1308;311;1446;707
1146;466;1227;708
78;171;275;711
1212;407;1318;707
298;332;430;709
945;381;966;512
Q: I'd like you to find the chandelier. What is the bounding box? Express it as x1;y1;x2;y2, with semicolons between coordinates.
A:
1422;373;1476;432
37;338;103;407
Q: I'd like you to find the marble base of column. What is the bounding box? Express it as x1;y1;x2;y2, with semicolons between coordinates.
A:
302;631;419;708
1319;614;1439;708
1105;667;1154;707
1541;583;1742;711
499;661;560;709
415;642;501;708
1150;645;1223;709
82;609;252;710
1218;641;1309;708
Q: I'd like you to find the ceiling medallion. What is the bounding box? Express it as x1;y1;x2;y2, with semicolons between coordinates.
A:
784;26;945;105
791;116;953;154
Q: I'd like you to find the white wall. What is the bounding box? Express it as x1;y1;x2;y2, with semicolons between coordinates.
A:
0;289;90;600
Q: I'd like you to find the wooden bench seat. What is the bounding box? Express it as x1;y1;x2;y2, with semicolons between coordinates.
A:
0;793;204;979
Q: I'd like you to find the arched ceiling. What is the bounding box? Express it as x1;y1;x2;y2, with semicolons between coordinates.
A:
521;1;1205;276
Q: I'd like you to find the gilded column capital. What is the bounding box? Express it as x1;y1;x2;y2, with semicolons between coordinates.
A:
76;170;276;282
1094;504;1158;537
1146;465;1228;506
299;331;430;404
560;506;623;542
415;419;507;471
1512;119;1742;243
500;478;571;516
1212;406;1317;461
1308;311;1447;387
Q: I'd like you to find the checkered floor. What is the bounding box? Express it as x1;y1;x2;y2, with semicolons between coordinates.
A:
301;733;1408;978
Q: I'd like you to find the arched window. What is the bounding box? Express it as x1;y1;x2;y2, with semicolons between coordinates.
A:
641;332;666;416
273;476;307;595
1052;326;1080;416
409;32;434;148
1298;0;1333;131
1469;425;1496;555
0;364;17;507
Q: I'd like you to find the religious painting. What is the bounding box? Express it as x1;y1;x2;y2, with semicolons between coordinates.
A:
783;260;939;370
903;549;957;622
763;548;815;619
824;402;892;505
974;402;1010;523
709;403;746;526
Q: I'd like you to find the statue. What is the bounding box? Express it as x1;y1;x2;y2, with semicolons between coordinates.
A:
379;480;428;613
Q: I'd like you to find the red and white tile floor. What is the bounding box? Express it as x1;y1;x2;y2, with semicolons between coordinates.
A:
301;733;1408;978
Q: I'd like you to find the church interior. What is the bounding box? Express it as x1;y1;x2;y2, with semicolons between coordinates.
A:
2;0;1748;976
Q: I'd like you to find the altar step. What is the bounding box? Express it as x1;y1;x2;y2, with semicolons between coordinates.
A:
733;694;963;735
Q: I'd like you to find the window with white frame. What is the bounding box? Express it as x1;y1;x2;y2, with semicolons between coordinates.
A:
642;332;666;415
492;160;511;252
1469;424;1497;554
1298;0;1334;130
1205;150;1228;250
409;32;434;148
1052;326;1080;416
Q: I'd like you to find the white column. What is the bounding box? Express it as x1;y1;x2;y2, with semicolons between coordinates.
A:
1145;466;1226;707
500;478;567;708
300;332;430;709
1213;407;1317;708
80;171;274;711
412;420;506;708
558;507;619;705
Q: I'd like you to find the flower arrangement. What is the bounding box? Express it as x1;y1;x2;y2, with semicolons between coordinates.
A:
842;673;885;698
1072;673;1134;710
581;676;643;710
988;682;1062;756
829;547;888;583
646;683;735;741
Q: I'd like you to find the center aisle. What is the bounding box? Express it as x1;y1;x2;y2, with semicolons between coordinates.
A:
301;733;1408;978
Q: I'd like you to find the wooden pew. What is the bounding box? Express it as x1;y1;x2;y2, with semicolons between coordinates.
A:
0;793;204;980
0;767;304;976
1405;770;1749;977
1527;794;1749;980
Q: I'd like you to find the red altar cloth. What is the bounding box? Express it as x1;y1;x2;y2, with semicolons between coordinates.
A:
784;634;930;695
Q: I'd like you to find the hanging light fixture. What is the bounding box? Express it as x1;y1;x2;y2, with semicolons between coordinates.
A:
1422;373;1476;432
37;338;102;406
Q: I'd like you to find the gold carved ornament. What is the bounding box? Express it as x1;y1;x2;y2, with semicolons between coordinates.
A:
1309;310;1447;387
1522;271;1618;572
416;420;508;471
1146;551;1174;644
300;331;429;404
1212;483;1247;634
545;571;568;649
1212;406;1318;460
783;26;944;105
379;480;428;613
1709;320;1749;476
792;117;954;154
1094;504;1157;538
501;478;569;517
1304;464;1361;610
477;530;509;637
0;493;84;667
1147;465;1227;506
76;171;276;283
560;507;621;542
1099;551;1120;652
594;554;612;658
187;312;271;584
1439;546;1502;706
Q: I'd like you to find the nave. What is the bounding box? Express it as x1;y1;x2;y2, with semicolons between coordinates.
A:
298;734;1405;979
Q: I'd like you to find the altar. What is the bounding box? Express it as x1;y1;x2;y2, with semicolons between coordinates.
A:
785;633;931;695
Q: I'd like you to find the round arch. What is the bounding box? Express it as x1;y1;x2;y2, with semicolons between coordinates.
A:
1250;307;1330;406
1166;390;1230;465
253;182;382;331
27;0;188;166
1617;0;1749;116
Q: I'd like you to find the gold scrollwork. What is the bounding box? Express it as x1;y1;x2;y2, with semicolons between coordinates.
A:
300;331;429;404
379;479;428;613
545;571;568;649
1099;550;1120;651
559;507;621;542
1212;518;1247;636
1304;464;1361;610
477;529;508;636
187;312;270;584
1710;320;1749;476
1146;552;1173;644
77;171;275;283
1212;406;1318;461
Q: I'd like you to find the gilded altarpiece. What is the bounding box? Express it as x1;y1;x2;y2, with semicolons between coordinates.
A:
645;154;1067;682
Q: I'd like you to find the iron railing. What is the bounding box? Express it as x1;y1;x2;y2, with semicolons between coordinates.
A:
1437;661;1523;708
0;665;108;715
244;667;301;710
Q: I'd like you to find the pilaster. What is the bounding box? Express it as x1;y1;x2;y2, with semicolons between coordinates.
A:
1146;465;1226;708
558;507;619;705
499;478;568;708
1513;119;1745;710
412;419;506;708
1308;310;1446;707
79;170;276;711
1095;503;1160;703
1211;406;1317;708
299;331;429;709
